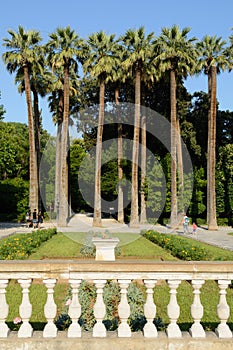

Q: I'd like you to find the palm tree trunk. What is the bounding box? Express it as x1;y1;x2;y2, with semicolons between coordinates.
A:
139;85;147;223
55;92;63;220
140;113;147;224
32;87;41;209
170;69;178;227
176;117;184;220
207;65;218;230
207;72;211;225
24;65;38;211
93;79;105;227
130;69;141;227
116;87;124;223
58;65;69;226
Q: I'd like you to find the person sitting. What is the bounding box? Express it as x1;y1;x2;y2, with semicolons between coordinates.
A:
26;209;32;228
32;209;38;229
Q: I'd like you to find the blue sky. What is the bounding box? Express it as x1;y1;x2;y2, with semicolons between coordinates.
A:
1;0;233;134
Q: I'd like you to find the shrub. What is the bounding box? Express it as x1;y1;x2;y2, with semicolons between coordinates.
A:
55;280;164;332
0;228;57;260
142;230;212;261
217;218;229;226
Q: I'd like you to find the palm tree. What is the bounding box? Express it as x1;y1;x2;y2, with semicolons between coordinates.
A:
2;25;42;211
197;35;229;230
121;27;155;227
83;31;120;227
154;25;197;227
46;26;87;226
14;45;49;210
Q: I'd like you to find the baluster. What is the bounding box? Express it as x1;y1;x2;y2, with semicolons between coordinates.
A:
43;279;57;338
0;279;9;337
215;279;232;338
68;279;82;338
117;279;131;337
166;280;182;338
18;279;33;338
93;279;107;337
189;279;205;338
143;279;157;338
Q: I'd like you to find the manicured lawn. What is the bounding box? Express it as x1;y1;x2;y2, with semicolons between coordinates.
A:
6;230;233;331
29;232;177;260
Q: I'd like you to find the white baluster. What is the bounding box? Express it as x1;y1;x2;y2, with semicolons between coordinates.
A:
117;279;131;337
43;279;57;338
0;279;9;337
166;280;182;338
68;279;82;338
143;279;157;338
215;279;232;338
93;279;107;337
18;279;33;338
189;279;205;338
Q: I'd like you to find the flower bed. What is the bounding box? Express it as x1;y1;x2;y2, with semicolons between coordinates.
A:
142;230;233;261
0;228;57;259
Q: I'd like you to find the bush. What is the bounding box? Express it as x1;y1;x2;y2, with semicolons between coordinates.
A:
142;230;211;261
55;280;165;332
217;218;229;226
0;228;57;259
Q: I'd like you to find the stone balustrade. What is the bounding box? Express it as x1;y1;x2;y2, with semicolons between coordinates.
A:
0;260;233;345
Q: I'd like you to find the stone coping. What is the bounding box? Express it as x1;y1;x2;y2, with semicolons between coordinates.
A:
0;260;233;273
0;331;232;350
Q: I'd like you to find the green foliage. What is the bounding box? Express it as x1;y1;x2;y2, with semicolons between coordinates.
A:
143;230;233;261
70;139;90;212
0;177;29;222
0;228;56;259
55;279;165;332
0;91;6;121
0;122;29;180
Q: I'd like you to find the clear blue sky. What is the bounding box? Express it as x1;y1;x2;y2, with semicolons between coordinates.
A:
1;0;233;134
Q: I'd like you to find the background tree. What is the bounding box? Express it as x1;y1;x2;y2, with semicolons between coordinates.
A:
2;25;42;210
197;35;228;230
154;25;197;227
83;31;120;227
0;91;6;121
121;26;155;227
46;26;87;226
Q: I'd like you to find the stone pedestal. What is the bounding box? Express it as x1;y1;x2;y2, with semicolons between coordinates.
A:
92;238;119;261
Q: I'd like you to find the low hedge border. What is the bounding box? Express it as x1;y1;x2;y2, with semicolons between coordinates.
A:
142;230;233;261
0;228;57;260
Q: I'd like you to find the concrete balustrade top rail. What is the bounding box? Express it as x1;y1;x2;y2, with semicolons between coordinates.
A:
0;260;233;280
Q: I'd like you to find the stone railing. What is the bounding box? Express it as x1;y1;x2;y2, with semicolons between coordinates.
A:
0;260;233;347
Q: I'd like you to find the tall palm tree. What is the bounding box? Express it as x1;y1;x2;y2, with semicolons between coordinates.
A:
2;25;42;211
83;31;120;227
46;26;87;226
121;27;155;227
14;46;49;210
154;25;197;227
197;35;228;230
47;65;80;219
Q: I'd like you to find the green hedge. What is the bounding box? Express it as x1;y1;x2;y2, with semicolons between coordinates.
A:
142;230;233;261
0;228;57;260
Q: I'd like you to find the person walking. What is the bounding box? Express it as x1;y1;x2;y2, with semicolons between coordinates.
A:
183;214;189;234
192;222;197;235
37;210;43;230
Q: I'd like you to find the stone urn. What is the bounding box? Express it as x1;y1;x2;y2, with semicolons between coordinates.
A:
92;237;119;261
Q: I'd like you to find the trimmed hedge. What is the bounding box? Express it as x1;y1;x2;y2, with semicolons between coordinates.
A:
0;228;57;260
142;230;233;261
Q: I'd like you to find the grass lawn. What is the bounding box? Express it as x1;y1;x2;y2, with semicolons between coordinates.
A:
29;232;178;260
6;230;233;331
